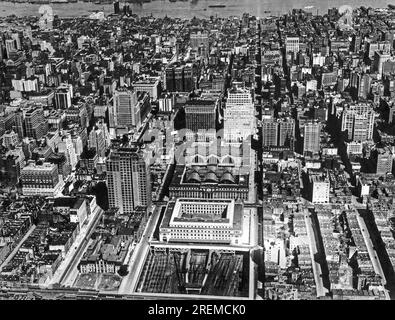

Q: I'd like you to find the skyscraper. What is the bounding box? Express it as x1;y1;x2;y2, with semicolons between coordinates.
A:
285;36;299;54
5;39;16;58
58;133;78;171
55;84;73;109
358;74;372;100
190;32;209;50
185;100;217;132
262;119;278;147
11;33;21;50
114;1;120;14
112;89;137;129
190;31;209;57
303;122;321;155
165;63;194;92
24;107;48;140
341;103;374;142
88;121;111;158
352;35;362;53
224;86;255;140
278;118;295;148
106;147;151;215
375;147;393;175
373;51;391;76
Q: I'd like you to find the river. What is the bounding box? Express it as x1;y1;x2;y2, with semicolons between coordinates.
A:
0;0;394;19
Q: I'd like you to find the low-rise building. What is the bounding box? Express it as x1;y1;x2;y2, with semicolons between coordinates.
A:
159;198;245;245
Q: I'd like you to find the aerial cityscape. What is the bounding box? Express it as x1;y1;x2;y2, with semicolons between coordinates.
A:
0;0;395;302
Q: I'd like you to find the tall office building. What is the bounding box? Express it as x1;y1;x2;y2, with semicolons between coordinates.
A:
190;32;209;50
11;33;21;50
21;161;64;196
114;1;120;14
358;74;372;100
303;122;321;155
5;39;16;58
111;89;137;129
0;148;24;186
185;100;217;132
285;36;300;54
165;63;194;92
262;119;279;147
55;84;73;109
24;107;48;140
174;65;185;92
158;93;175;112
352;35;362;53
262;118;295;149
106;147;151;214
58;133;78;171
165;66;174;91
190;31;209;57
132;76;161;101
373;51;391;76
341;103;374;142
278;119;295;148
123;4;131;15
14;110;24;139
88;121;111;158
224;86;255;140
375;147;393;175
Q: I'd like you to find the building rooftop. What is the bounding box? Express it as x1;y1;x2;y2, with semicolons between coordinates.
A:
160;198;243;231
170;165;248;187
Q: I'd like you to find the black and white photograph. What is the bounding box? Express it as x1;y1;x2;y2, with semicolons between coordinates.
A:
0;0;394;311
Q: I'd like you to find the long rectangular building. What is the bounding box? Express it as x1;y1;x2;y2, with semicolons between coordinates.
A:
169;165;249;200
159;198;244;245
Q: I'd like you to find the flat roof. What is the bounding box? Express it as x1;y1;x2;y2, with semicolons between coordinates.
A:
53;197;85;210
170;165;249;188
160;198;243;231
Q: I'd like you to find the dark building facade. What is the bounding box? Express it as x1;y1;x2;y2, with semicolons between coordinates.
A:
185;100;217;132
106;146;151;214
165;62;194;92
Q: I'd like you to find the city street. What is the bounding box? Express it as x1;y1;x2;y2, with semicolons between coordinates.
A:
304;210;328;298
248;148;258;204
49;205;104;287
0;225;36;271
250;208;258;246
